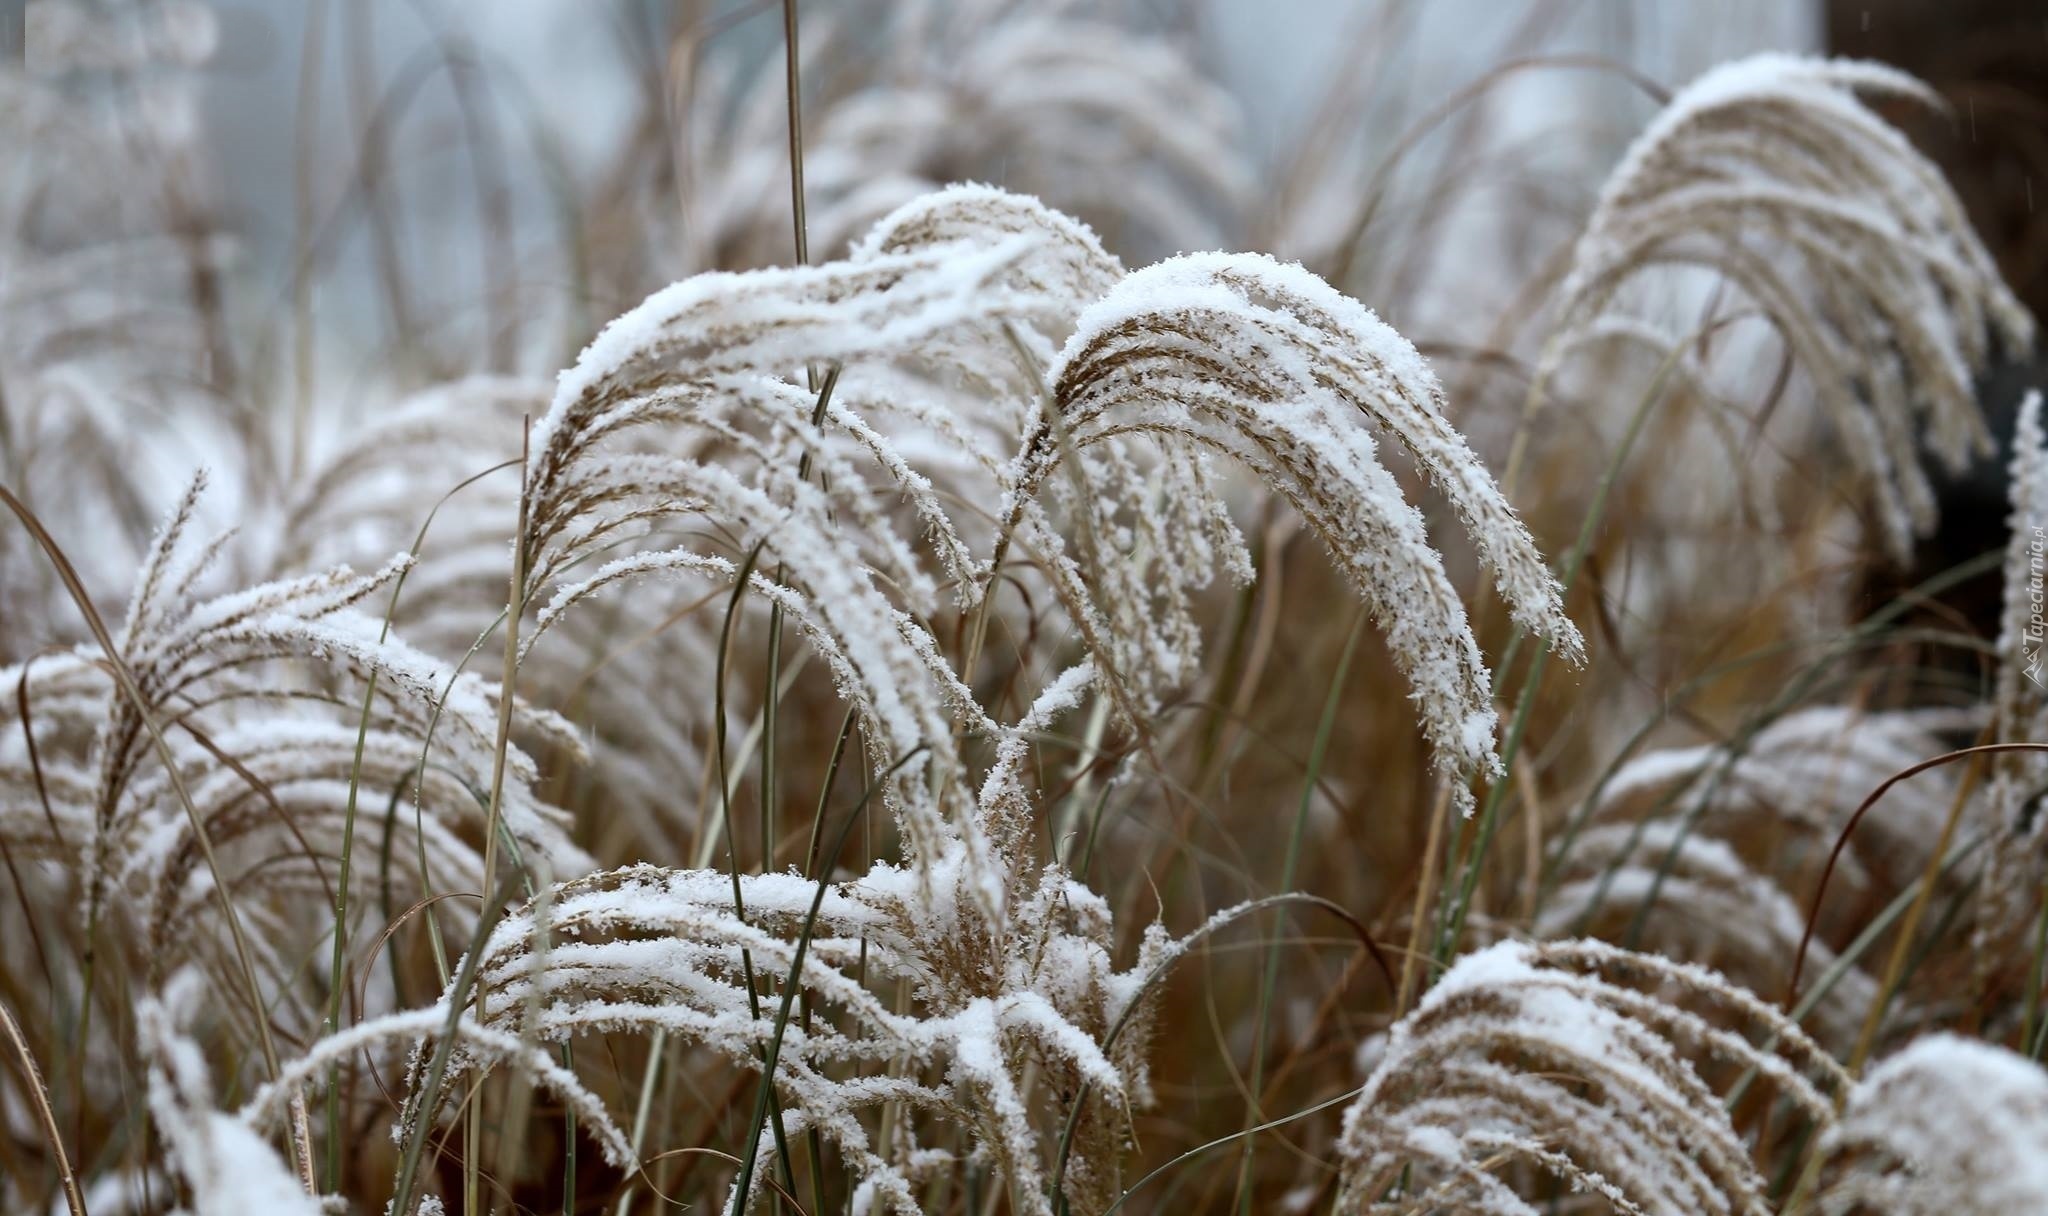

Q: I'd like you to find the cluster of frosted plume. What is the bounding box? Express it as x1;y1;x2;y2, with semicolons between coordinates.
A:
1546;389;2048;1043
520;183;1578;852
1033;250;1583;793
277;377;730;850
1542;819;1878;1047
1337;938;1845;1214
0;471;586;1038
1339;939;2048;1216
1821;1033;2048;1214
0;160;1586;1202
1544;703;1975;1045
212;183;1578;1213
140;982;324;1216
1551;53;2034;562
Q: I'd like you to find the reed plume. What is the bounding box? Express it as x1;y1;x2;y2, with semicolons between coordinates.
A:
1549;53;2034;562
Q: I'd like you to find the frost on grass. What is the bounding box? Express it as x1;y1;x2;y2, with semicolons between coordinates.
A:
0;473;587;1040
12;14;2048;1215
387;855;1171;1216
1818;1034;2048;1216
140;988;326;1216
1571;704;1974;893
1539;821;1878;1047
356;184;1581;1211
1550;52;2034;563
525;184;1574;865
1025;250;1582;801
1540;703;1984;1045
1337;939;1845;1215
279;375;735;855
369;660;1163;1215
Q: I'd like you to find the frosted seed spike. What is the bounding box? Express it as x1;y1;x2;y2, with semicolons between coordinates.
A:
1552;53;2034;565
